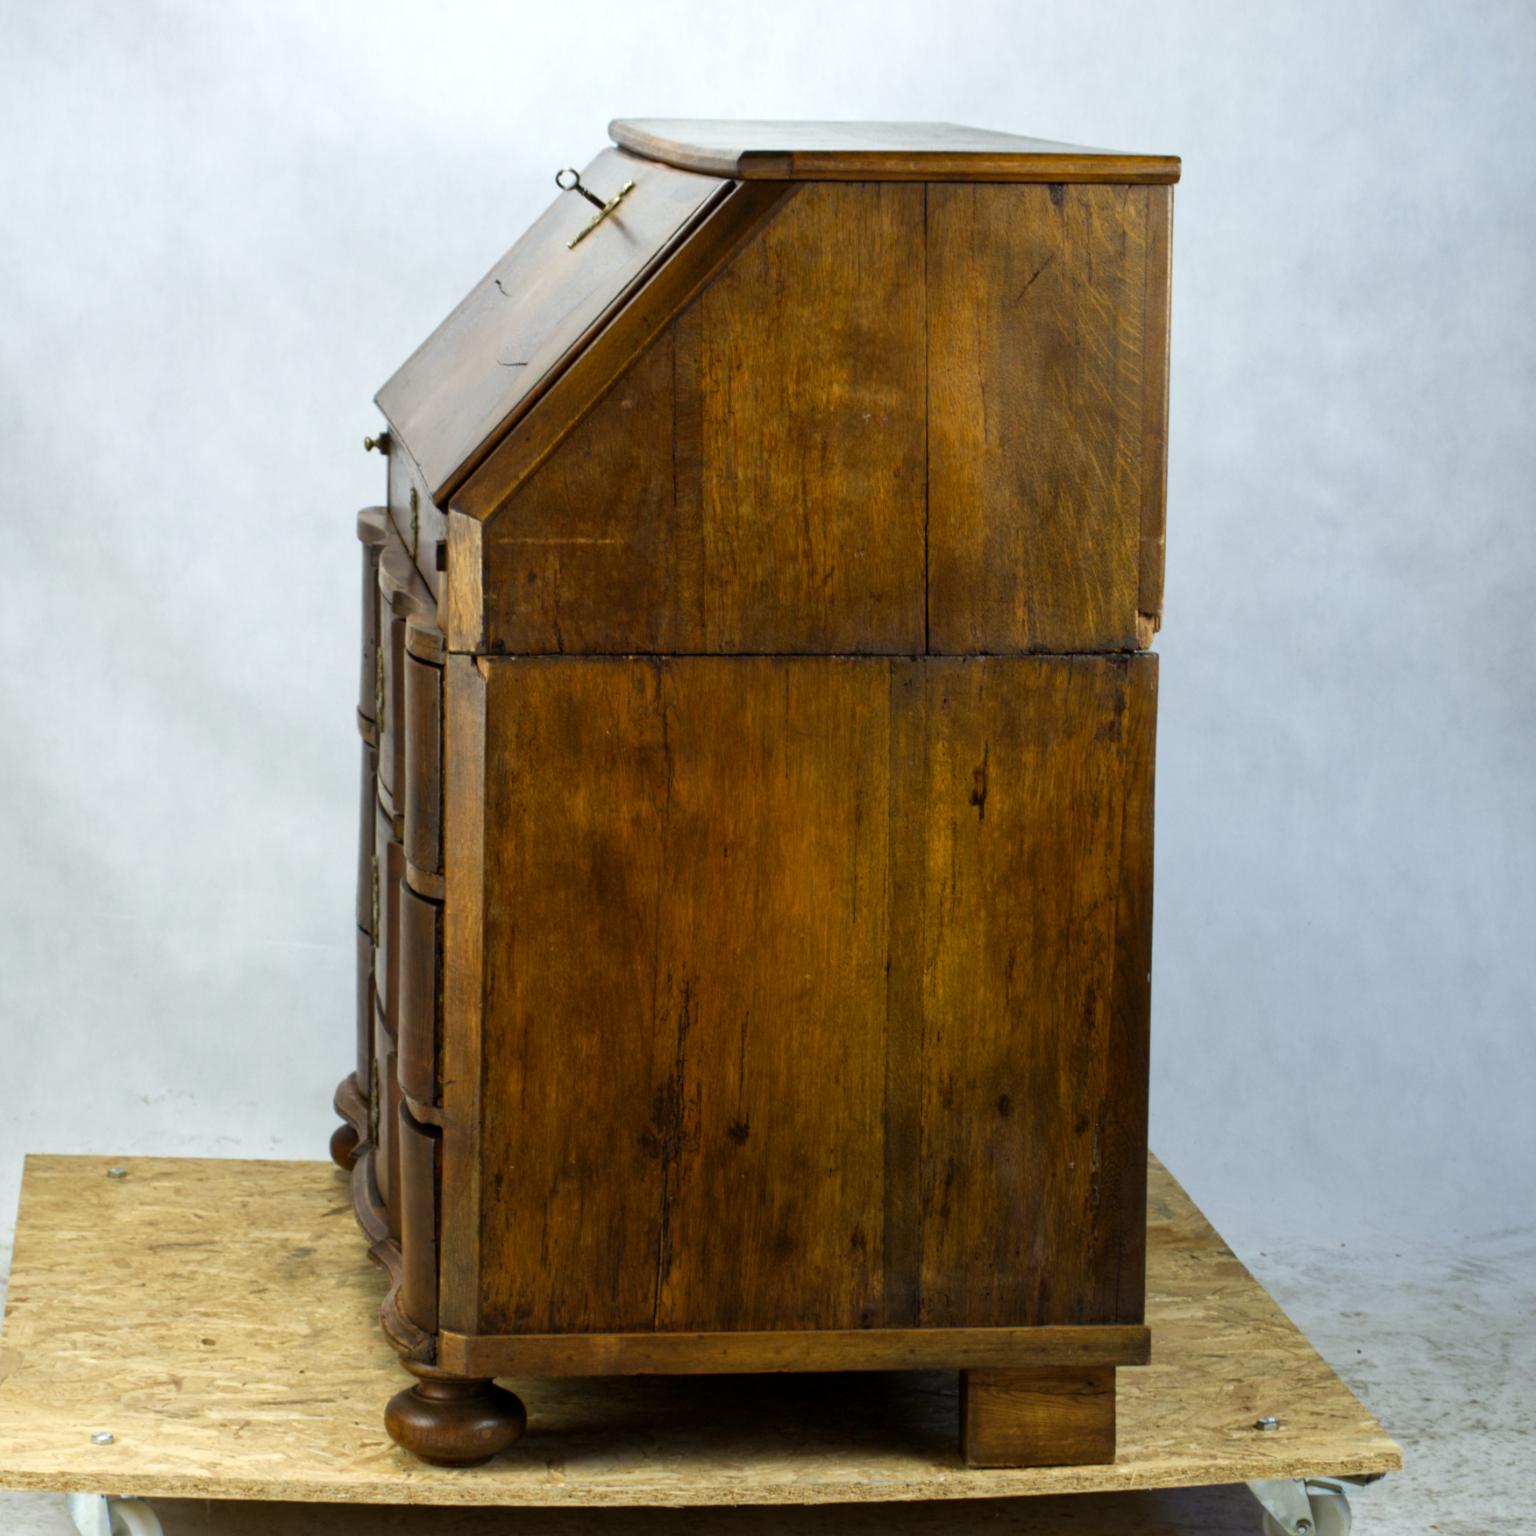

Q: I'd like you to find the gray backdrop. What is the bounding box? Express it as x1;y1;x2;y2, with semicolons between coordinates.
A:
3;0;1532;1266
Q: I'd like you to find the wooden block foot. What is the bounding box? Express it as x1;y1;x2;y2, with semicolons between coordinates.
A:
384;1374;527;1466
959;1366;1117;1468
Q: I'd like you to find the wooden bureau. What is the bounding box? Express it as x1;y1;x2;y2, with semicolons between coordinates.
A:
332;118;1179;1469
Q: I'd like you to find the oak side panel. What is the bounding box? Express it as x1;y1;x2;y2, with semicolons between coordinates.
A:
648;660;891;1331
927;184;1151;653
452;182;795;529
680;183;926;653
473;657;893;1334
476;660;673;1333
900;656;1151;1326
470;183;926;656
469;655;1150;1339
477;337;700;654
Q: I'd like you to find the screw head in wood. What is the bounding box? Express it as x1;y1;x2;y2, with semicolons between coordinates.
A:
90;1431;114;1445
1254;1415;1280;1431
106;1167;127;1180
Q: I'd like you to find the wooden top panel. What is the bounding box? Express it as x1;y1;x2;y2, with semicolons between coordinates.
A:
375;148;729;502
610;119;1180;183
0;1154;1398;1506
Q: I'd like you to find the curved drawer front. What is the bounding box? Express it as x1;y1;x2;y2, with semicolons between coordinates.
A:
356;741;378;937
404;623;445;883
372;1008;401;1240
398;882;441;1109
354;925;374;1098
398;1104;441;1334
357;509;388;732
373;796;404;1033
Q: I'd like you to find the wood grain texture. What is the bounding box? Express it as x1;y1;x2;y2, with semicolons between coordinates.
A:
452;182;794;530
1138;185;1174;637
438;655;487;1338
468;183;926;656
0;1155;1399;1506
927;183;1158;654
960;1367;1117;1467
677;182;926;653
470;657;892;1334
444;511;484;655
610;119;1181;184
438;1324;1148;1379
647;660;887;1331
372;797;401;1036
461;655;1149;1338
472;658;674;1334
403;649;443;879
894;656;1156;1328
398;1106;441;1334
376;149;729;503
451;178;1174;659
397;881;440;1109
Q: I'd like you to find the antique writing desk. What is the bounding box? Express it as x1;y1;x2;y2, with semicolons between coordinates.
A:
332;119;1179;1470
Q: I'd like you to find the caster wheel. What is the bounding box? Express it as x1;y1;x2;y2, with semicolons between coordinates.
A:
1261;1485;1351;1536
110;1501;163;1536
66;1494;164;1536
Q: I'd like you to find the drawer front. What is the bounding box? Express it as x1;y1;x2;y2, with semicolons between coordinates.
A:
377;604;405;812
355;925;373;1097
356;741;378;936
357;510;388;730
398;882;440;1108
377;537;432;816
398;1104;441;1333
372;1009;401;1240
373;797;404;1033
403;642;444;881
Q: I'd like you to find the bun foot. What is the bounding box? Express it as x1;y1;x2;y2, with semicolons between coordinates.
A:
385;1375;527;1466
329;1120;361;1170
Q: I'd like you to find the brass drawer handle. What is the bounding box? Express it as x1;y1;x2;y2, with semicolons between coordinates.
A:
555;167;635;249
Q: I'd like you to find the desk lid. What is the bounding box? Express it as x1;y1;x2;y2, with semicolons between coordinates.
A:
376;147;729;504
610;119;1180;184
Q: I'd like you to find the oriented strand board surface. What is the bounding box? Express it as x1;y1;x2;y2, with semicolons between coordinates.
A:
0;1155;1399;1508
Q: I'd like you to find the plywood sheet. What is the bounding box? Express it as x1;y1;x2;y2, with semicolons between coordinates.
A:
0;1155;1400;1508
